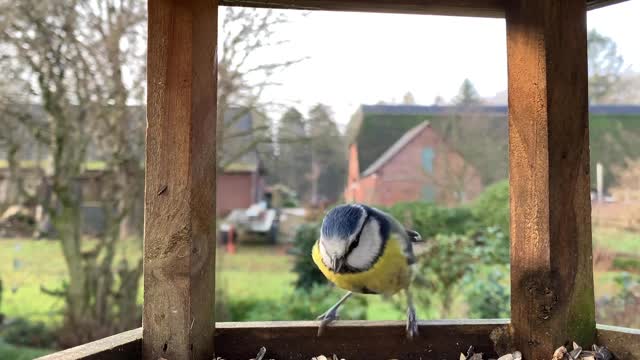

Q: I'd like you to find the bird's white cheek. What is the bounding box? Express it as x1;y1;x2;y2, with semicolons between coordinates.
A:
346;222;382;270
319;240;332;268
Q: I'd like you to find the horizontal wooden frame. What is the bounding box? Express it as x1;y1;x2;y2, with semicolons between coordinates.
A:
219;0;628;17
36;328;142;360
36;320;505;359
596;325;640;360
36;322;640;360
215;320;509;359
219;0;505;17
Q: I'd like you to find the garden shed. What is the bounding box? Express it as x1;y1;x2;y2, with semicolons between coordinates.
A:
39;0;640;359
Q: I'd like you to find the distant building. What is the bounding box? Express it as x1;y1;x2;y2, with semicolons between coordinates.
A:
344;104;640;207
216;164;265;216
216;109;267;216
345;119;482;206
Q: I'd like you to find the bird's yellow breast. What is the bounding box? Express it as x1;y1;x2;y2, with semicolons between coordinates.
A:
312;236;410;296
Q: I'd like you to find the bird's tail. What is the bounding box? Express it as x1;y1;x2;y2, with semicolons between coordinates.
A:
406;229;423;242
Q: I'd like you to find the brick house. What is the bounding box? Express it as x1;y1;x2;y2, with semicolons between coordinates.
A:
216;163;265;216
215;109;267;216
344;120;483;206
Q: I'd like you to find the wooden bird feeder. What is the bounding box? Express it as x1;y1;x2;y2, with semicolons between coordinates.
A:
39;0;640;359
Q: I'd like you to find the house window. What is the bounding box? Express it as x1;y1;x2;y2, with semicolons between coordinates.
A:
422;185;436;202
422;147;434;173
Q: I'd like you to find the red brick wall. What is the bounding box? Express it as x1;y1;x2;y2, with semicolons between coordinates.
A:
344;144;362;202
347;125;483;207
216;172;256;216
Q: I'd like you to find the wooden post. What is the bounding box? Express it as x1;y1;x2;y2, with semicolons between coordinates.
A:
506;1;595;359
145;0;217;359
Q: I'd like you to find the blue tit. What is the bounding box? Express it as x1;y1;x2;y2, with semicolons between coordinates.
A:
311;203;423;339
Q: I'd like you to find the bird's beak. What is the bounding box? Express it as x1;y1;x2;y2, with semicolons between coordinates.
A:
332;256;345;272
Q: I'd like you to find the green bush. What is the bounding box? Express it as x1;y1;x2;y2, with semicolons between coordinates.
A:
595;272;640;328
386;202;475;239
612;257;640;272
465;267;511;318
221;285;367;322
472;226;510;265
395;228;510;318
472;180;509;236
2;318;57;349
223;298;276;321
411;233;478;317
290;223;326;290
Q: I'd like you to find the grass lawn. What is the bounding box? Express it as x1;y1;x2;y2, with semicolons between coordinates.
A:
0;340;50;360
593;227;640;254
0;238;142;325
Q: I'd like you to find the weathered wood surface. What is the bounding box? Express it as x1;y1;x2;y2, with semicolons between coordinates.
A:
506;0;595;359
597;324;640;360
586;0;629;10
34;328;142;360
33;321;508;360
145;0;218;359
219;0;625;16
36;322;640;360
215;320;509;359
220;0;505;17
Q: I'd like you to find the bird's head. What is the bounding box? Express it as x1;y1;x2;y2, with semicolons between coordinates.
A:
318;203;388;273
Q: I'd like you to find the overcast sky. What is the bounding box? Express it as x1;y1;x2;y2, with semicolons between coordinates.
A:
244;1;640;129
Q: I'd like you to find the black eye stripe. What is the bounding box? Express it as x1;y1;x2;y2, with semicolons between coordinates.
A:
346;213;369;256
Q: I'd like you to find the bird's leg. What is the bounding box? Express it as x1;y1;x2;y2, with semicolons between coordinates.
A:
316;291;352;336
406;288;419;340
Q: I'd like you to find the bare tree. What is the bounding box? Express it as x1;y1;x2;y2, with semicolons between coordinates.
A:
588;29;626;104
0;0;145;346
217;7;306;170
0;72;37;206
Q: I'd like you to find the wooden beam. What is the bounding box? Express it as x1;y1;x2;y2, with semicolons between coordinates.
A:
35;323;640;360
35;320;510;360
587;0;629;11
35;328;142;360
219;0;624;17
145;0;217;359
506;0;595;359
215;320;509;359
597;325;640;360
219;0;505;17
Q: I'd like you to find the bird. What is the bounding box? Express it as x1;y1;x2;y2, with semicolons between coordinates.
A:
311;203;423;339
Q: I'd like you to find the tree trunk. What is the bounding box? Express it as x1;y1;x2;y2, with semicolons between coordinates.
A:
55;202;87;326
6;143;22;205
441;290;453;318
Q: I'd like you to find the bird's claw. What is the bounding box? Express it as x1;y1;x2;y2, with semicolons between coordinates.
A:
316;308;339;336
406;306;419;340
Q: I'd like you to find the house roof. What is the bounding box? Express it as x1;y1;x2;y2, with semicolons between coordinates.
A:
221;108;261;171
360;104;507;116
360;104;640;116
361;121;431;177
